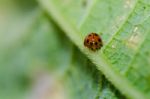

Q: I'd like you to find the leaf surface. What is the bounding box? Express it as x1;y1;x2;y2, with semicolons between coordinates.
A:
39;0;150;99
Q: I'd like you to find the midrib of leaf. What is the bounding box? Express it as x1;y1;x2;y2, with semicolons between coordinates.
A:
38;0;147;99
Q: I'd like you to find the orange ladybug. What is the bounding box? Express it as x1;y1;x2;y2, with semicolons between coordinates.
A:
84;33;103;51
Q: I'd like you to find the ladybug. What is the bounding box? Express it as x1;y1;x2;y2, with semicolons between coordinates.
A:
84;33;103;51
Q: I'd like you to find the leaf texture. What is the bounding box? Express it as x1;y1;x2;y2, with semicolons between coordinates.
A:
39;0;150;99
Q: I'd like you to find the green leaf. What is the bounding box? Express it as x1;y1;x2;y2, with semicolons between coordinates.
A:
1;0;150;99
0;0;122;99
39;0;150;99
0;0;121;98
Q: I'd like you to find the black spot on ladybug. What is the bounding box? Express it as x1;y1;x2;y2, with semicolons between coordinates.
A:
98;38;101;42
86;39;89;43
95;42;98;45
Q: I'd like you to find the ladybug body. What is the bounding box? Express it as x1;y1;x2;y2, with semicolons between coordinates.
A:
84;33;103;51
